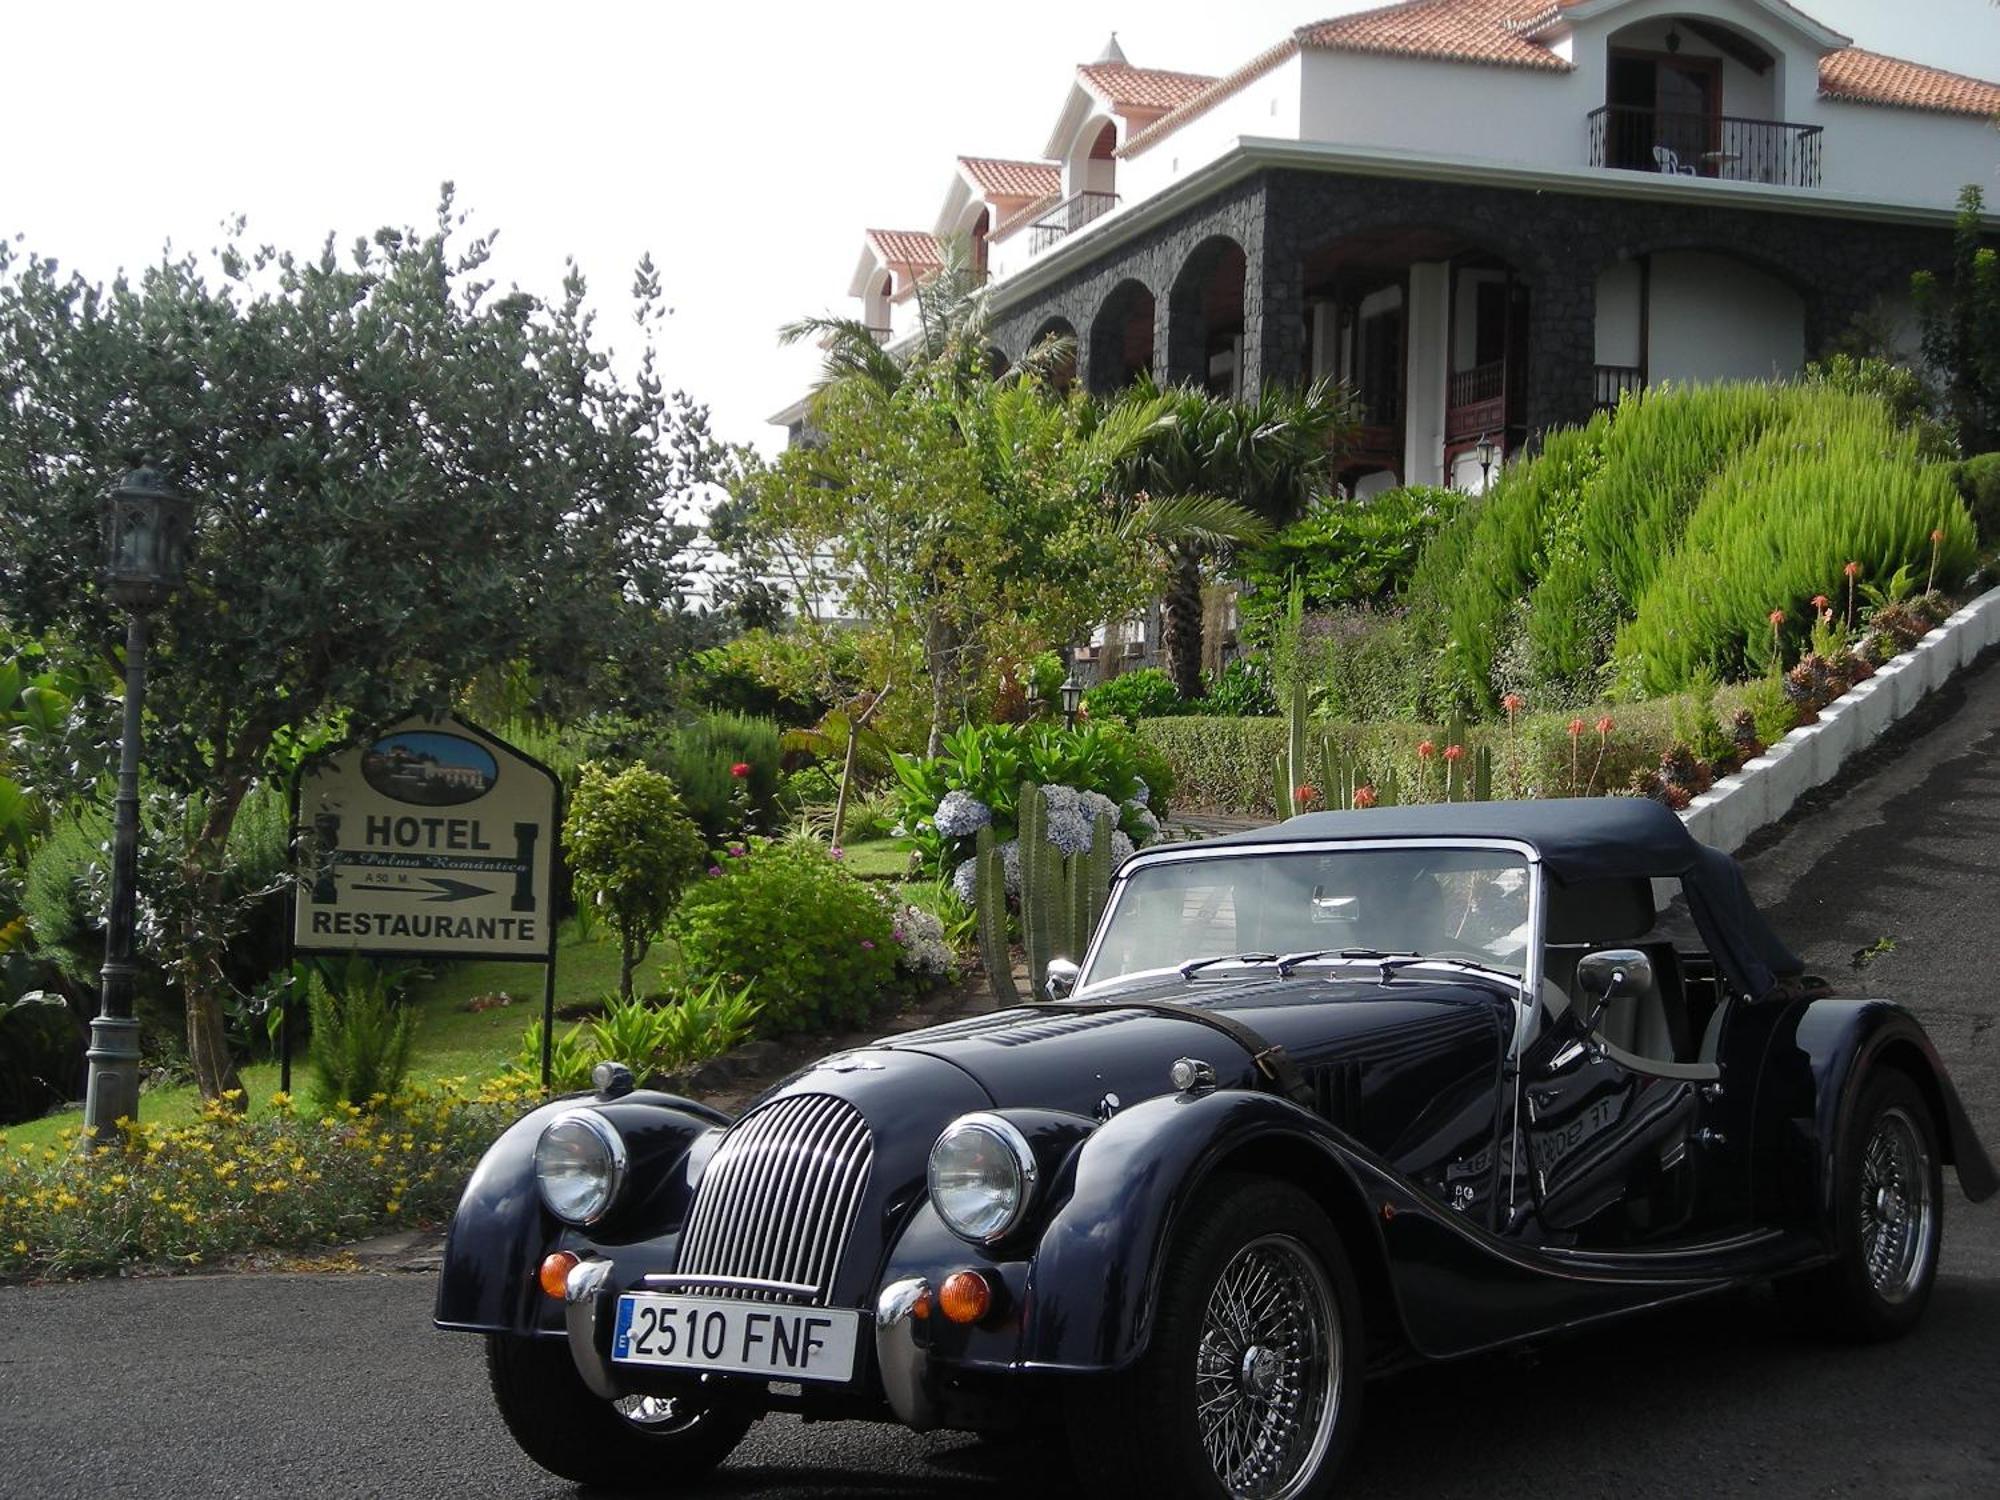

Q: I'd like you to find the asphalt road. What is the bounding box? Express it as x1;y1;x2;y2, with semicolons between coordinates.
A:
4;653;1998;1500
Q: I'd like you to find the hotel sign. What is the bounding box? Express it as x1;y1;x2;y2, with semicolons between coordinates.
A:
293;715;559;962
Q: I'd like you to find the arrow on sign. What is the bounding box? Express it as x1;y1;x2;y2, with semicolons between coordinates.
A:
349;876;492;902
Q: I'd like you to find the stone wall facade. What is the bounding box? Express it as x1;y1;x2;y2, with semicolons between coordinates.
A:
988;166;1960;441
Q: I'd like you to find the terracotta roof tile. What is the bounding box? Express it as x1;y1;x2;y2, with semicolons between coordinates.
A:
958;157;1062;200
1078;62;1218;111
864;229;942;268
1122;38;1303;158
1818;48;2000;119
1298;0;1570;72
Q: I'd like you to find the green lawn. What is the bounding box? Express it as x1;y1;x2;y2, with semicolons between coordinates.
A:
5;919;627;1152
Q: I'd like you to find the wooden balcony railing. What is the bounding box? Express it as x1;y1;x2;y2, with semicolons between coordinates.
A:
1029;191;1120;254
1588;105;1823;188
1448;360;1505;411
1594;364;1645;408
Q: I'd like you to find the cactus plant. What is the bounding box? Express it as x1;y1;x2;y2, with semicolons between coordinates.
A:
1012;786;1120;999
973;825;1019;1005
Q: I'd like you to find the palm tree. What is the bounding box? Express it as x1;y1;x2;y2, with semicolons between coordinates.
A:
1111;376;1360;697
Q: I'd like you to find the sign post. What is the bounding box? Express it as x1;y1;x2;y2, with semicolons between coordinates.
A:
290;714;562;1087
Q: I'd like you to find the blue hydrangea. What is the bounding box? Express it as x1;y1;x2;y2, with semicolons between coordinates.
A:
950;859;979;905
1126;805;1161;845
1130;777;1150;808
1078;789;1121;830
933;790;993;838
1038;784;1095;856
1109;830;1136;867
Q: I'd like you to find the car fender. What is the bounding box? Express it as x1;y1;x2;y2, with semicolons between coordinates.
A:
1016;1087;1392;1372
433;1090;729;1336
1791;999;1998;1217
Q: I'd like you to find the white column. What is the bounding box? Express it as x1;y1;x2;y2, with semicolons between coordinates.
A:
1403;261;1450;488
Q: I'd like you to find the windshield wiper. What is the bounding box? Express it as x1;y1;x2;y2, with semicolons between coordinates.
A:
1274;947;1416;978
1381;953;1521;984
1177;952;1277;979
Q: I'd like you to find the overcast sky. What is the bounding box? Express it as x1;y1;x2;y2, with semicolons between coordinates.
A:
5;1;1997;463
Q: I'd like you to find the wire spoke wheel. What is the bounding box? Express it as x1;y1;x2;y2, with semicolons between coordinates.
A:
1193;1233;1339;1500
1855;1104;1936;1305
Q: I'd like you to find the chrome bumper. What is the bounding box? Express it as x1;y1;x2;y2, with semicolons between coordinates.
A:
562;1257;621;1400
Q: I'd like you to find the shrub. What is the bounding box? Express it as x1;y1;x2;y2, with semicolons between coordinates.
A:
21;811;104;984
1198;657;1276;717
1084;667;1185;726
0;993;83;1126
0;1080;529;1279
1955;451;2000;544
680;628;853;728
1136;717;1287;814
1238;486;1462;642
511;976;762;1088
1314;607;1423;723
666;842;902;1036
658;711;785;844
563;762;707;999
304;958;416;1113
891;722;1167;882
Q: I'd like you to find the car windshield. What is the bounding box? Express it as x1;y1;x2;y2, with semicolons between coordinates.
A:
1080;846;1534;989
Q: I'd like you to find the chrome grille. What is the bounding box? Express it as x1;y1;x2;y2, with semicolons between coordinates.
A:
675;1094;873;1305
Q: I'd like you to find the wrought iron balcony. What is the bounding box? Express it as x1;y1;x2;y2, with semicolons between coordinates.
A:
1029;191;1120;254
1588;105;1822;188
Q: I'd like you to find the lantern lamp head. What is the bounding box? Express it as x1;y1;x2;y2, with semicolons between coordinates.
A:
1059;672;1084;723
101;461;193;610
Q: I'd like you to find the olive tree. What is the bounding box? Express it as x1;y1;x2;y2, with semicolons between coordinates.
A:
0;189;719;1100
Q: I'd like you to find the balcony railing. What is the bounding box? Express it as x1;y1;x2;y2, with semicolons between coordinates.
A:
1029;191;1120;254
1448;360;1505;411
864;325;892;344
1594;364;1645;408
1588;105;1822;188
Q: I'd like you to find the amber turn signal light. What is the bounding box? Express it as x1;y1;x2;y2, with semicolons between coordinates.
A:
938;1270;993;1324
538;1250;580;1299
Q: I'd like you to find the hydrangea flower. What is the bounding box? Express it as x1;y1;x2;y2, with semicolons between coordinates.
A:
890;902;958;978
1079;789;1121;830
933;790;993;838
1129;776;1150;808
1038;784;1094;856
998;838;1023;896
950;859;979;905
1109;830;1136;867
1125;806;1161;845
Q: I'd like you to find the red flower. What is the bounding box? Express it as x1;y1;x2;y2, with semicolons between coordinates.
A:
1353;785;1379;809
1443;744;1465;763
1843;560;1862;579
1416;740;1436;760
1768;609;1786;626
1930;528;1945;543
730;762;752;778
1811;594;1829;610
1501;693;1525;716
1294;784;1318;805
1567;717;1586;738
1595;715;1615;737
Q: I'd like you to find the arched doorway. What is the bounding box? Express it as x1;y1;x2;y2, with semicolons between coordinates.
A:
1168;236;1247;395
1088;280;1156;393
1028;315;1079;393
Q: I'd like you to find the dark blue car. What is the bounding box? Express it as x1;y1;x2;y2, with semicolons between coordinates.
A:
435;798;1995;1499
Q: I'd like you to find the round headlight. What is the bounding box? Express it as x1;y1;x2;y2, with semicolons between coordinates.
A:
534;1110;626;1226
928;1113;1038;1243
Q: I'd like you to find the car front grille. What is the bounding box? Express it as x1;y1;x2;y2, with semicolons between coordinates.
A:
674;1093;873;1305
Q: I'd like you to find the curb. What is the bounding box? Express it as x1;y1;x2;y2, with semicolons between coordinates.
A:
1680;584;2000;853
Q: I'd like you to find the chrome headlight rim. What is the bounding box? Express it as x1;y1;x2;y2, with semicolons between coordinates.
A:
927;1111;1039;1245
534;1108;628;1226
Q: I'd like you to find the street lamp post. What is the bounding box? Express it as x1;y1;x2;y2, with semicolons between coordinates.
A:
83;462;193;1139
1059;672;1083;729
1474;433;1497;492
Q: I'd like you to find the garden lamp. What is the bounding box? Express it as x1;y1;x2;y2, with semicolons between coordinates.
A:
84;459;194;1138
1475;434;1497;491
1060;673;1084;728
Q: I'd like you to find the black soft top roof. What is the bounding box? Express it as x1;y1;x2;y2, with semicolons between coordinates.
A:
1194;798;1803;998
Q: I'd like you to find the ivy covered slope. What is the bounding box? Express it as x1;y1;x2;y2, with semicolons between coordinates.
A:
1403;377;1977;716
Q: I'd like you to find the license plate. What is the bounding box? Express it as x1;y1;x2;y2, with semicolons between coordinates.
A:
611;1293;861;1383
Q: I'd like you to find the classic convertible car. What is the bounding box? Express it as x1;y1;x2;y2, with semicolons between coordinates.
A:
435;799;1996;1498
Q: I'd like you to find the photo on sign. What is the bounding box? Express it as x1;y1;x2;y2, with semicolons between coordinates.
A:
361;731;499;807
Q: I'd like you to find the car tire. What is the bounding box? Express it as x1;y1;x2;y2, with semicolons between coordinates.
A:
485;1333;754;1488
1067;1175;1364;1499
1776;1068;1943;1342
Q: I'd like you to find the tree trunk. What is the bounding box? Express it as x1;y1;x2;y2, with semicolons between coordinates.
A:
619;934;638;1002
1160;547;1206;699
179;769;255;1105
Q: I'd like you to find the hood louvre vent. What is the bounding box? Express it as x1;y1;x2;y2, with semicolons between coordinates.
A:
1309;1061;1363;1131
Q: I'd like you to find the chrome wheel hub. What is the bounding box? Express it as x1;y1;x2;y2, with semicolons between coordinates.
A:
1858;1105;1935;1305
1194;1235;1340;1500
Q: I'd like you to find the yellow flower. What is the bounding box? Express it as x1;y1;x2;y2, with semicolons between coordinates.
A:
150;1189;166;1204
385;1199;401;1214
110;1173;127;1188
10;1241;25;1255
